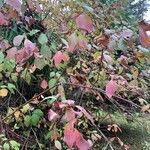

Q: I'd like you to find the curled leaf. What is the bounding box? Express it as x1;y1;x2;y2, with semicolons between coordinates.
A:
48;109;59;121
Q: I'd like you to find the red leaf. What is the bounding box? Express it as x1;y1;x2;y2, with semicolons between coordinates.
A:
75;13;93;33
48;109;59;121
64;119;76;148
5;0;22;12
67;33;88;52
53;51;63;67
53;51;69;67
0;12;8;26
15;48;28;65
13;35;24;46
75;130;90;150
105;80;118;98
40;79;48;89
6;47;17;59
139;21;150;48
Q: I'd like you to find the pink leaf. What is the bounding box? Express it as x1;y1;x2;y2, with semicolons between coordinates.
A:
76;105;94;124
5;0;22;12
64;119;76;148
75;130;90;150
15;48;28;65
0;12;8;26
54;52;69;66
75;13;93;33
48;109;59;121
40;79;48;89
13;35;24;46
24;39;36;54
24;39;40;58
6;47;17;59
53;51;63;67
105;80;118;98
65;108;75;122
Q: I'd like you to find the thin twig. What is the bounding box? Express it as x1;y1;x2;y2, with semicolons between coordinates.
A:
64;83;141;108
2;83;60;121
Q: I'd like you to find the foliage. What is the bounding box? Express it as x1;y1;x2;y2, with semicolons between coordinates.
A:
0;0;150;149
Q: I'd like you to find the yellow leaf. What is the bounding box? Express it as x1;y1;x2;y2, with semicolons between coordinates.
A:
21;104;30;113
14;111;21;121
0;89;8;97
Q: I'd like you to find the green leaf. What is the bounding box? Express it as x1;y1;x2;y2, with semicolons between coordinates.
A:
45;131;52;140
49;71;56;78
24;115;31;127
50;42;56;52
3;59;16;73
0;52;4;64
34;58;46;70
21;69;31;84
28;30;40;36
55;140;62;150
7;83;16;94
48;78;57;93
33;109;44;117
40;44;52;59
3;143;10;150
38;33;48;45
10;140;20;150
31;114;40;126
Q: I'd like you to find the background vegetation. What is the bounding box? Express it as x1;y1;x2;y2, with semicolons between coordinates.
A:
0;0;150;149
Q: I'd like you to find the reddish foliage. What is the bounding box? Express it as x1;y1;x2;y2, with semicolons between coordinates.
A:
139;21;150;48
75;13;93;33
105;79;118;98
40;79;48;89
5;0;22;12
0;12;8;26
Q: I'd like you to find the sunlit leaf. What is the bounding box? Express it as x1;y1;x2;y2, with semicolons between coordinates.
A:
0;88;8;97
